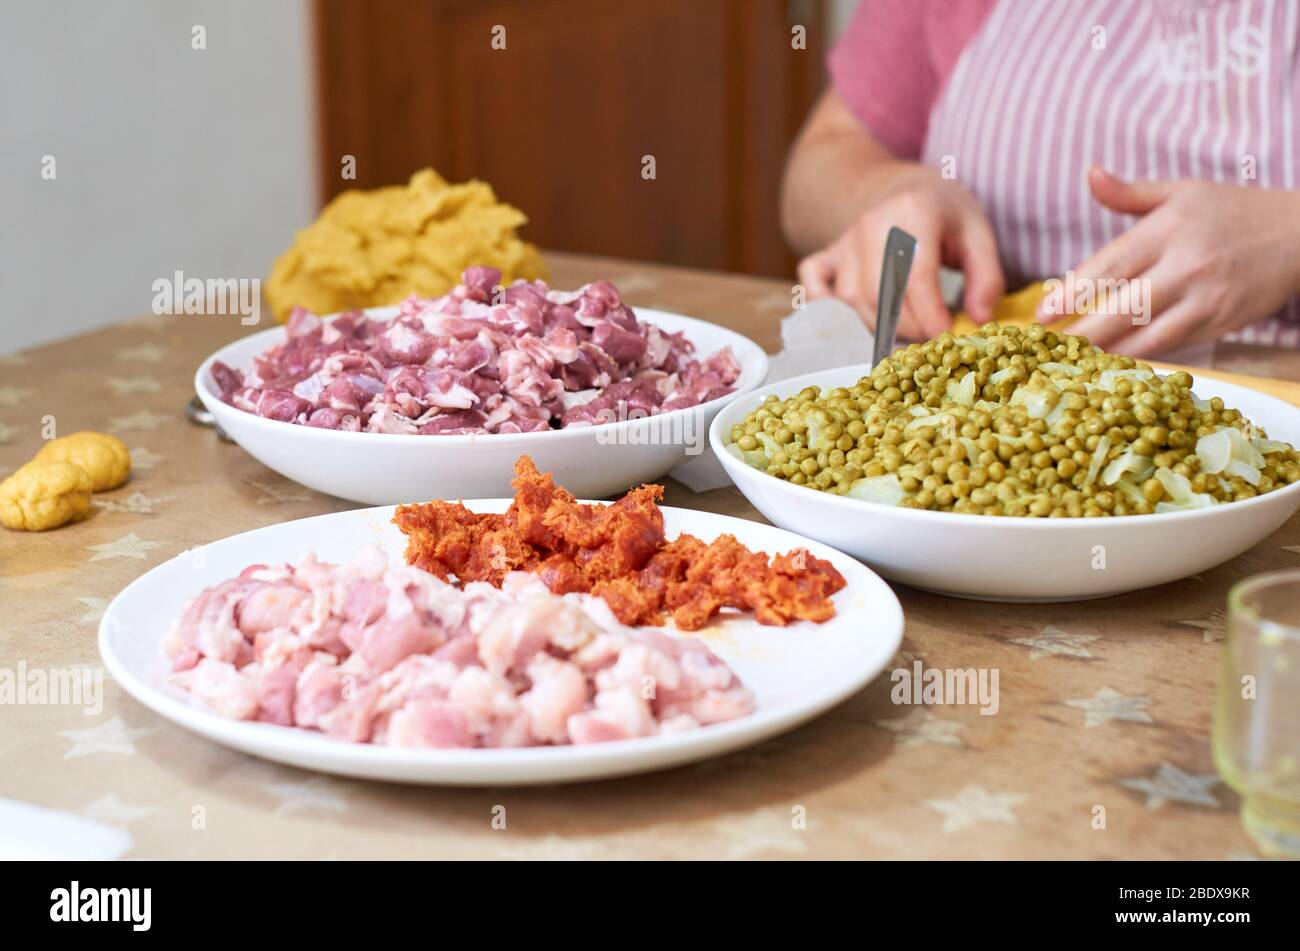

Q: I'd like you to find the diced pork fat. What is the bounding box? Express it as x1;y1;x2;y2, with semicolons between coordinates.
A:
166;549;754;748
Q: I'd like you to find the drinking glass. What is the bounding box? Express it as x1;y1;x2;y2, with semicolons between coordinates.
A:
1214;570;1300;856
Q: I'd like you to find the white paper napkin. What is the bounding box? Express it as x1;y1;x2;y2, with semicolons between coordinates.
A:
670;299;869;493
0;797;132;860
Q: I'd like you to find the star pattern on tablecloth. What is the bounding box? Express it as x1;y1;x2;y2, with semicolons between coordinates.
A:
94;491;171;515
128;446;164;470
1009;625;1099;660
1117;762;1221;809
1063;687;1154;727
60;717;153;759
708;806;813;858
502;834;606;860
0;386;33;406
251;481;312;504
114;343;168;363
109;410;170;433
1177;607;1226;644
266;776;349;815
106;376;162;396
0;422;19;444
81;794;157;826
923;785;1027;833
86;532;162;561
873;708;964;750
75;597;109;625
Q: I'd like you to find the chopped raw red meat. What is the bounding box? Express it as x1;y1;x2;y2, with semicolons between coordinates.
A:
213;268;740;435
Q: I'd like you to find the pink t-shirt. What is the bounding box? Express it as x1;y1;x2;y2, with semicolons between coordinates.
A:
830;0;1300;345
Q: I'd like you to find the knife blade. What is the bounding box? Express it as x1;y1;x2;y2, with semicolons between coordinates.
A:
872;226;917;368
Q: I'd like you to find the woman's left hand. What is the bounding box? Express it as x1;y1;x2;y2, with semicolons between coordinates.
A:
1038;166;1300;356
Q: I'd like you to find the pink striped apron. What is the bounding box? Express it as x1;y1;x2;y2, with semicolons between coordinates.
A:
919;0;1300;345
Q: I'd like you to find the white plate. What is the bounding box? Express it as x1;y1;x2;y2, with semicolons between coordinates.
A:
712;364;1300;602
98;502;903;785
195;307;768;504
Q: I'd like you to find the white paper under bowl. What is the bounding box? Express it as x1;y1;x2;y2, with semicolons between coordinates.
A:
195;307;768;504
711;363;1300;602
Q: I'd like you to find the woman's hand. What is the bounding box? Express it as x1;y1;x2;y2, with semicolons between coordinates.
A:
1048;167;1300;356
796;167;1005;340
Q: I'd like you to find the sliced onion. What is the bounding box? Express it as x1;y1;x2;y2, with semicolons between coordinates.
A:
1009;386;1054;420
1093;368;1156;393
847;474;905;506
1224;459;1262;486
1195;429;1231;474
1154;467;1216;509
905;413;940;434
1224;427;1267;468
946;372;977;408
1044;400;1070;429
1252;437;1291;455
1114;474;1148;507
726;443;769;470
1083;435;1111;488
1102;447;1154;486
1154;467;1192;500
1037;361;1084;377
804;417;825;450
1197;425;1265;472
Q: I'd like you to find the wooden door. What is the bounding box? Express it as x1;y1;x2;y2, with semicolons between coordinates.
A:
312;0;828;277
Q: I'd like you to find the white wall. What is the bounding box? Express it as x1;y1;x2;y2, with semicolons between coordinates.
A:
0;0;315;353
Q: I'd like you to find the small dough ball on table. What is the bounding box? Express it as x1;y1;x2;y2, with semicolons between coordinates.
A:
0;460;94;531
34;431;131;491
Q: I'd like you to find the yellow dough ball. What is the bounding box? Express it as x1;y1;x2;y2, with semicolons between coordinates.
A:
0;460;94;531
34;431;131;492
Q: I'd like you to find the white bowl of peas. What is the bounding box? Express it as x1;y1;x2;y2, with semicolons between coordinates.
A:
711;324;1300;601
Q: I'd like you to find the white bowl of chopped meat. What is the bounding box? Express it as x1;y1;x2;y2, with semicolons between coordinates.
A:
195;268;768;503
